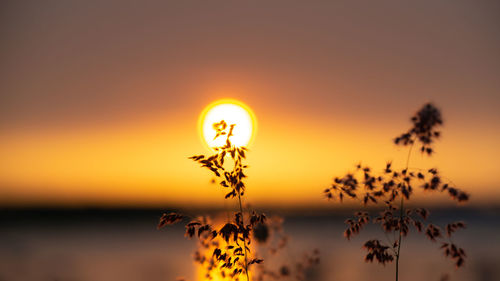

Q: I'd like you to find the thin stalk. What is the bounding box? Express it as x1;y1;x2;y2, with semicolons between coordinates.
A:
404;142;414;170
395;196;404;281
237;192;250;281
395;141;415;281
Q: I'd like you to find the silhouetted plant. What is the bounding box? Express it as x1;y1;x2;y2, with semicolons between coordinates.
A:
159;120;265;280
323;103;470;281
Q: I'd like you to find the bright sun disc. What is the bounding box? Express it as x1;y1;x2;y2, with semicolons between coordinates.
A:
199;99;256;149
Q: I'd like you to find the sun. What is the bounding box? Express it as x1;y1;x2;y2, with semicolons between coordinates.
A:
199;99;256;149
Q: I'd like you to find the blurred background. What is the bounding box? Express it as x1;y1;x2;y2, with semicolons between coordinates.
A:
1;0;499;280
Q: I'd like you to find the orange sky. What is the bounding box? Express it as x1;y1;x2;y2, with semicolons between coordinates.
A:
0;0;499;207
0;95;498;207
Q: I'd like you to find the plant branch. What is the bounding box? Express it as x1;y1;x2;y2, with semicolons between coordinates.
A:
238;191;250;281
395;140;415;281
395;195;404;281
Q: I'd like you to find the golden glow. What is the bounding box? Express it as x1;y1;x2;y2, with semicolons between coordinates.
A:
197;262;235;281
196;219;254;281
0;106;496;207
199;99;257;149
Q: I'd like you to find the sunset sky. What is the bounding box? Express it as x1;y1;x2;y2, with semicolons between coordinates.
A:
1;0;499;208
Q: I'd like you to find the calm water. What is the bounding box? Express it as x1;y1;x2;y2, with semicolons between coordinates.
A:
0;208;498;281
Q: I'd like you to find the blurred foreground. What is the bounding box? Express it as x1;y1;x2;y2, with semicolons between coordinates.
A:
0;207;498;281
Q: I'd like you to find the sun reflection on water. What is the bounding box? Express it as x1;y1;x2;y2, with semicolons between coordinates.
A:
195;217;254;281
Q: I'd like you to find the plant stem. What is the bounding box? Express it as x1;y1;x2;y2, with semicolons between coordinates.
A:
396;141;415;281
395;196;404;281
237;192;250;281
